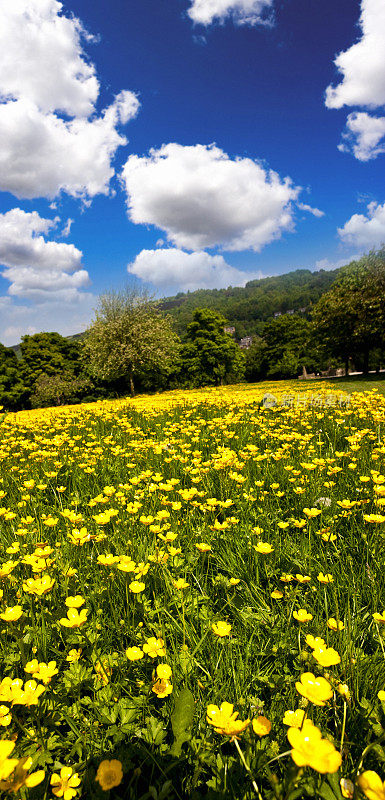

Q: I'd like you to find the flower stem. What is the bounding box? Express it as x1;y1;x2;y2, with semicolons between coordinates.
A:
233;737;263;800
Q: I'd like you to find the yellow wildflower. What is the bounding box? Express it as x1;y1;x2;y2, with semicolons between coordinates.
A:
206;702;250;738
95;760;123;791
295;672;333;706
288;720;341;773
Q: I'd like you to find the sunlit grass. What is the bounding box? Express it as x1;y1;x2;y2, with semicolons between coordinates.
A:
0;381;385;798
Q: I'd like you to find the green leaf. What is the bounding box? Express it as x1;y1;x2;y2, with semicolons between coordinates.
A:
170;688;195;756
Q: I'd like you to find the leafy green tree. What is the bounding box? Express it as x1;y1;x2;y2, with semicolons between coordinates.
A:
82;288;180;396
262;315;314;378
20;332;82;392
0;344;28;410
312;249;385;374
30;372;92;408
181;308;245;387
245;337;269;382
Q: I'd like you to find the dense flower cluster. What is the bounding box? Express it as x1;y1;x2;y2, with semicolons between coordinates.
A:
0;381;384;796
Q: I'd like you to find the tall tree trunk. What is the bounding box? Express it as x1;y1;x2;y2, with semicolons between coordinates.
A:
129;370;135;397
344;357;349;377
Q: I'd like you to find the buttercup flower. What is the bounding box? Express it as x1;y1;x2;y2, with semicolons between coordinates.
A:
293;609;313;623
252;716;271;736
0;741;18;781
306;635;326;650
195;543;212;553
373;612;385;625
126;646;144;661
357;770;385;800
0;606;23;622
212;621;232;637
0;757;45;792
152;664;173;698
0;706;11;727
51;766;81;799
173;578;189;589
288;720;341;773
60;608;88;628
65;596;85;608
206;702;250;738
96;759;123;791
156;664;172;680
317;573;334;584
312;646;341;667
254;542;274;554
283;709;305;728
143;637;166;658
328;618;344;631
295;672;333;706
129;581;145;594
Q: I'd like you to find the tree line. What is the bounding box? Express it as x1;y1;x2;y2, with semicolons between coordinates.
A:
1;249;384;410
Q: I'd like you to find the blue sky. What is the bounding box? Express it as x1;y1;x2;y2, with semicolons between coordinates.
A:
0;0;384;344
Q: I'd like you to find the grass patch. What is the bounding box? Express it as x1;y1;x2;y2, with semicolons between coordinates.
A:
0;381;385;799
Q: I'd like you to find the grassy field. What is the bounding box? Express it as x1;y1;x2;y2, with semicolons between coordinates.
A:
321;374;385;396
1;381;385;799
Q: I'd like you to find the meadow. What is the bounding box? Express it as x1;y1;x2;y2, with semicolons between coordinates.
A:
0;381;385;799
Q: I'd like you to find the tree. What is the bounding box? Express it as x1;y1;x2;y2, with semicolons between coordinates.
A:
180;308;245;387
312;249;385;374
245;337;269;382
20;332;83;393
30;372;91;408
0;344;28;410
261;314;315;378
82;288;180;396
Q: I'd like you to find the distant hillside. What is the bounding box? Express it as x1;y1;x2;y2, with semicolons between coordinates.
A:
9;267;341;353
160;267;341;339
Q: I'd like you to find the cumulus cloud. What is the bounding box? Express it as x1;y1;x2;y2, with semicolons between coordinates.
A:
297;203;325;218
325;0;385;110
187;0;274;27
325;0;385;160
0;94;139;200
338;112;385;161
121;143;299;252
128;248;261;291
338;201;385;248
0;0;98;117
0;1;140;200
0;208;90;301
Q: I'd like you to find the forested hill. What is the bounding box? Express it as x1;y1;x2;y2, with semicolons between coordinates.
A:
160;267;340;338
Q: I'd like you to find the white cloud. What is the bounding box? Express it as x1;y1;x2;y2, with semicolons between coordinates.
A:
187;0;274;26
121;143;299;251
297;203;325;218
325;0;385;160
338;201;385;247
0;0;98;117
0;208;90;302
128;248;261;291
62;218;74;237
0;94;139;200
4;267;90;300
325;0;385;110
314;254;362;271
338;112;385;161
0;0;140;200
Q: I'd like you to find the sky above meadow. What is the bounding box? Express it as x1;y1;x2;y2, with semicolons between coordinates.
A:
0;0;384;345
